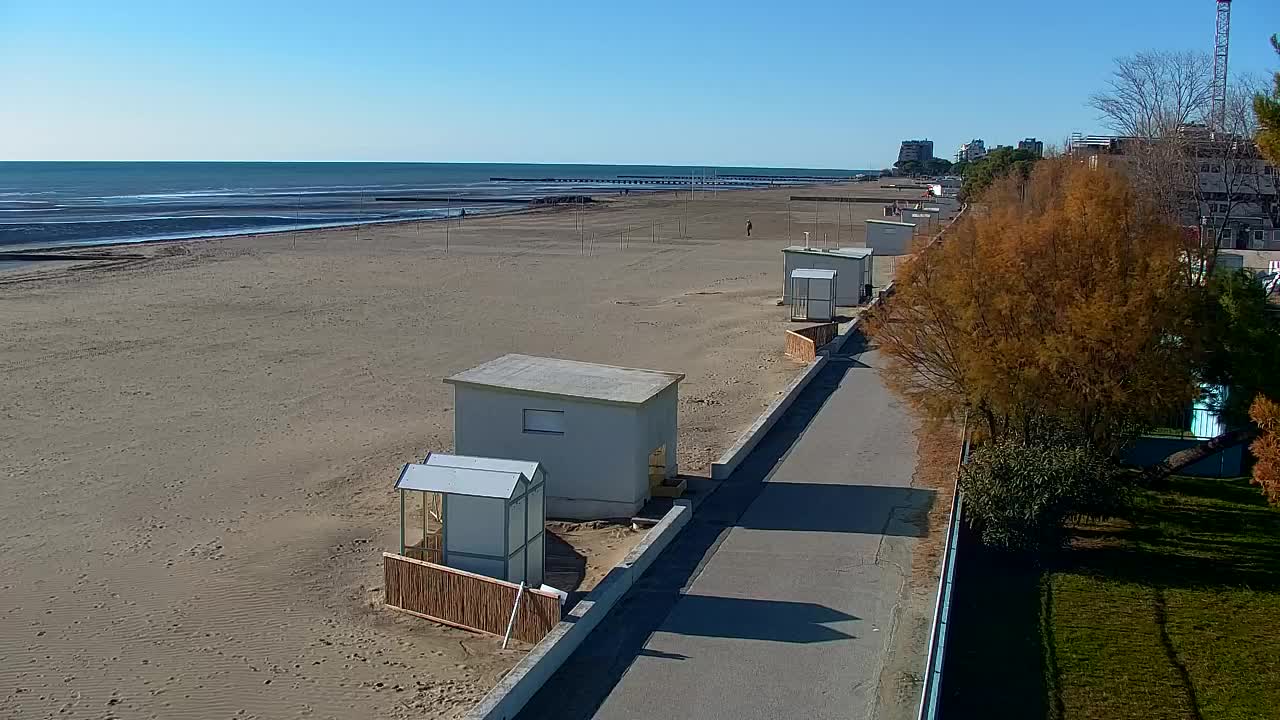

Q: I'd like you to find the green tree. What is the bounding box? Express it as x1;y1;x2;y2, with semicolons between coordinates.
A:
960;147;1039;200
1147;269;1280;483
1191;269;1280;425
1255;35;1280;165
893;159;922;176
893;158;954;177
924;157;953;175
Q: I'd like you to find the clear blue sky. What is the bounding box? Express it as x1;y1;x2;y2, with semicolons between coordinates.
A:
1;0;1276;168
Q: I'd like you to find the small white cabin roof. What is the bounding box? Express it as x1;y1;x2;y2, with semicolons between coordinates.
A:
783;246;873;259
423;452;542;483
865;219;917;228
395;463;526;500
445;353;684;406
791;268;838;280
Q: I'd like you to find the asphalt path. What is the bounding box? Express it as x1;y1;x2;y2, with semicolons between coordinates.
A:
516;331;929;720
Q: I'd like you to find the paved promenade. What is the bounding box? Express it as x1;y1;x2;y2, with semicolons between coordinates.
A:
517;332;929;720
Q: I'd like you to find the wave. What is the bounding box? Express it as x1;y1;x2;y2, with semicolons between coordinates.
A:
0;204;512;252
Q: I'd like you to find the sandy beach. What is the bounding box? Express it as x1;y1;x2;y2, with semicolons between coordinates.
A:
0;183;934;719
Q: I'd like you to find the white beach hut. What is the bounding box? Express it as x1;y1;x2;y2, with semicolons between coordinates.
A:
445;354;684;520
395;453;545;586
789;268;837;322
864;219;916;255
781;246;873;306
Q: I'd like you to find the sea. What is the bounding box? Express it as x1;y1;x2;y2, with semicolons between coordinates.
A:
0;162;869;252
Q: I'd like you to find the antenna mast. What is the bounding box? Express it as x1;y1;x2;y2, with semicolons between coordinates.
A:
1210;0;1232;130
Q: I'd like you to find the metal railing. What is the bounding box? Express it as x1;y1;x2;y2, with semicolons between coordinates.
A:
917;417;971;720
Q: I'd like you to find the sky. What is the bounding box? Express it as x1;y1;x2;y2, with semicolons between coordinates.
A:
1;1;1277;168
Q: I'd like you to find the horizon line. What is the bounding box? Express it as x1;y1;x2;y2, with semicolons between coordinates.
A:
0;159;883;171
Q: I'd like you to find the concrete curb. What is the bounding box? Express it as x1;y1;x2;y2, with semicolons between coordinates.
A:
709;305;871;480
465;499;692;720
709;352;830;480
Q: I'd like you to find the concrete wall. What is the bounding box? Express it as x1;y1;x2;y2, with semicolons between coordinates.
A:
634;385;678;484
865;221;914;255
781;251;869;306
1122;436;1244;477
454;385;673;519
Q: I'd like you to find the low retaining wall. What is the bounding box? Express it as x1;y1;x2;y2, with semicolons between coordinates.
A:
710;350;831;480
785;322;839;361
466;500;692;720
383;553;561;645
1122;436;1244;477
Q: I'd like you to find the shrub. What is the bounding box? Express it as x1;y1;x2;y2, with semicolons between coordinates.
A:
960;441;1126;552
1249;395;1280;505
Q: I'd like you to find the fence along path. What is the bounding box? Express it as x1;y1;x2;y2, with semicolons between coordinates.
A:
383;553;561;645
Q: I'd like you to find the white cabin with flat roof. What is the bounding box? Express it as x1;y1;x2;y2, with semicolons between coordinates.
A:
865;219;916;255
781;246;873;306
445;354;683;520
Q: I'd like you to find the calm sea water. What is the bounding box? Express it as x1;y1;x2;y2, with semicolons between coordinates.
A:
0;162;867;251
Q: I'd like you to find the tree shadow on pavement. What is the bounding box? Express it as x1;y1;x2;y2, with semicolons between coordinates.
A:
661;594;858;644
738;483;932;536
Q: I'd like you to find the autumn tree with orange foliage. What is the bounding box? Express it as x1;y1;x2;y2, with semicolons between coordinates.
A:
868;158;1197;454
1249;395;1280;505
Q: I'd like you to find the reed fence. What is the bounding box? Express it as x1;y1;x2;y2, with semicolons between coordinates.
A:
383;552;560;644
785;322;839;361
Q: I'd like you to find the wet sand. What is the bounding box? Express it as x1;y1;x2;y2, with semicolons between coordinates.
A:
0;183;931;719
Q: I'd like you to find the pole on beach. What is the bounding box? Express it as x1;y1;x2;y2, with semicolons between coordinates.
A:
683;192;689;238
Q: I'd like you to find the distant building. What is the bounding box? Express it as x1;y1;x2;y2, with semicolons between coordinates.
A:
1018;137;1044;157
956;139;987;163
897;139;935;165
1068;128;1280;250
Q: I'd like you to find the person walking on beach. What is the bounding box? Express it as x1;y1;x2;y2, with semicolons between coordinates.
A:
746;219;753;237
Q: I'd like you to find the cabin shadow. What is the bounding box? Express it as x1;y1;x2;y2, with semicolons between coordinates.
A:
544;530;589;602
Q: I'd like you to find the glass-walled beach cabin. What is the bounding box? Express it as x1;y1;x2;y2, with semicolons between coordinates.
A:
395;453;545;586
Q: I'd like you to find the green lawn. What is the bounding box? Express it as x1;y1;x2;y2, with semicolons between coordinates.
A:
941;476;1280;720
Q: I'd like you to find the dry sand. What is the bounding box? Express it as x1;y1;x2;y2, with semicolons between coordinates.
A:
0;183;932;719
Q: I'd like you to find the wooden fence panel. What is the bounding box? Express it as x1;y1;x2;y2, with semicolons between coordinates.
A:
786;331;817;361
785;322;839;361
383;552;560;645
